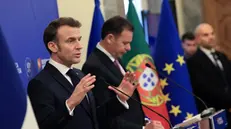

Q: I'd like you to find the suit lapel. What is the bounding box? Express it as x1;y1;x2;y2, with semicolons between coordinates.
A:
198;49;221;74
87;91;98;126
216;52;228;71
94;48;123;83
44;63;74;94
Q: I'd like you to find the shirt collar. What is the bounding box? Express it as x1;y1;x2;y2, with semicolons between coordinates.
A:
96;43;116;62
49;58;72;75
200;46;215;55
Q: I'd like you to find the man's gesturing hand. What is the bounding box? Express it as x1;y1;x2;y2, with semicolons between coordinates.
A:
108;72;139;102
67;74;96;110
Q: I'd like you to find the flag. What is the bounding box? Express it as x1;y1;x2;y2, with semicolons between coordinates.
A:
0;27;38;129
87;0;104;57
0;26;27;128
122;0;170;128
153;0;198;126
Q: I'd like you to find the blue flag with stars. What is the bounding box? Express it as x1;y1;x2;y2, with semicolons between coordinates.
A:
87;0;104;57
153;0;198;126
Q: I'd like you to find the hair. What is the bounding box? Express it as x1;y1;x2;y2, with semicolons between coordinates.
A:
181;32;195;42
101;15;134;39
43;17;82;54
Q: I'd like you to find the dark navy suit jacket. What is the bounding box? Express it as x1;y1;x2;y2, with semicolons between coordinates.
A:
28;63;98;129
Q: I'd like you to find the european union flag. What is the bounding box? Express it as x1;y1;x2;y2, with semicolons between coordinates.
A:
0;26;27;128
87;0;104;57
153;0;198;126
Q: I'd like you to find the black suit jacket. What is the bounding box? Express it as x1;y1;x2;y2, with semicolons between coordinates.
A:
187;48;231;111
82;48;145;129
28;63;98;129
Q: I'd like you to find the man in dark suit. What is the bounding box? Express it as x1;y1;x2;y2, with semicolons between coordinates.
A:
187;23;231;125
27;17;97;129
83;16;156;129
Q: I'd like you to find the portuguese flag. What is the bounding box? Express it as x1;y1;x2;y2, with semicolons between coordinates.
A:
121;0;170;128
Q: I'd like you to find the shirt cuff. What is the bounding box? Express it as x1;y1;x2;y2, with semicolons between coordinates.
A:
116;95;129;109
143;118;151;129
65;100;75;116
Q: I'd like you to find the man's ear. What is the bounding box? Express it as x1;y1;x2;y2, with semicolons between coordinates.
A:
48;41;58;53
181;42;185;48
195;35;200;45
105;34;115;44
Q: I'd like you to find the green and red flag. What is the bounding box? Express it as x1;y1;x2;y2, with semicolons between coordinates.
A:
121;0;170;128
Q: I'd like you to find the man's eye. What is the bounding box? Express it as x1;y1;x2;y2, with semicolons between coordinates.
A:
67;39;75;43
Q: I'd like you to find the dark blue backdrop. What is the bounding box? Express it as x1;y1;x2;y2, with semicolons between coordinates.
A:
0;0;58;88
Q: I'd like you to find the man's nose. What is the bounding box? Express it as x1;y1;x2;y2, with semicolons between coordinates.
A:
76;42;83;49
126;44;131;51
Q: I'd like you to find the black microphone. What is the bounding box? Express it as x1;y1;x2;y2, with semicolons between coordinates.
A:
98;76;173;128
145;63;215;118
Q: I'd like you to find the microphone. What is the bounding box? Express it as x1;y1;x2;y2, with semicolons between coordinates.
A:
98;77;173;128
145;63;215;118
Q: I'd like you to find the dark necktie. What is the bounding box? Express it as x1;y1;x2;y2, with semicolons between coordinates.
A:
211;51;223;70
66;69;80;87
66;69;91;112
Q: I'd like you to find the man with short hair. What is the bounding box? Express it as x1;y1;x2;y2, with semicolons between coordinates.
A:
187;23;231;127
181;32;197;58
83;16;156;129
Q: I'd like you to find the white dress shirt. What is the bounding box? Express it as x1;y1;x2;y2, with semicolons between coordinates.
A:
96;43;129;109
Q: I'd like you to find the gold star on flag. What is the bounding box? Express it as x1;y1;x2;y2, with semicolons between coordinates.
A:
176;55;185;66
160;78;168;89
163;63;175;75
163;93;171;102
170;105;182;117
185;112;194;120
